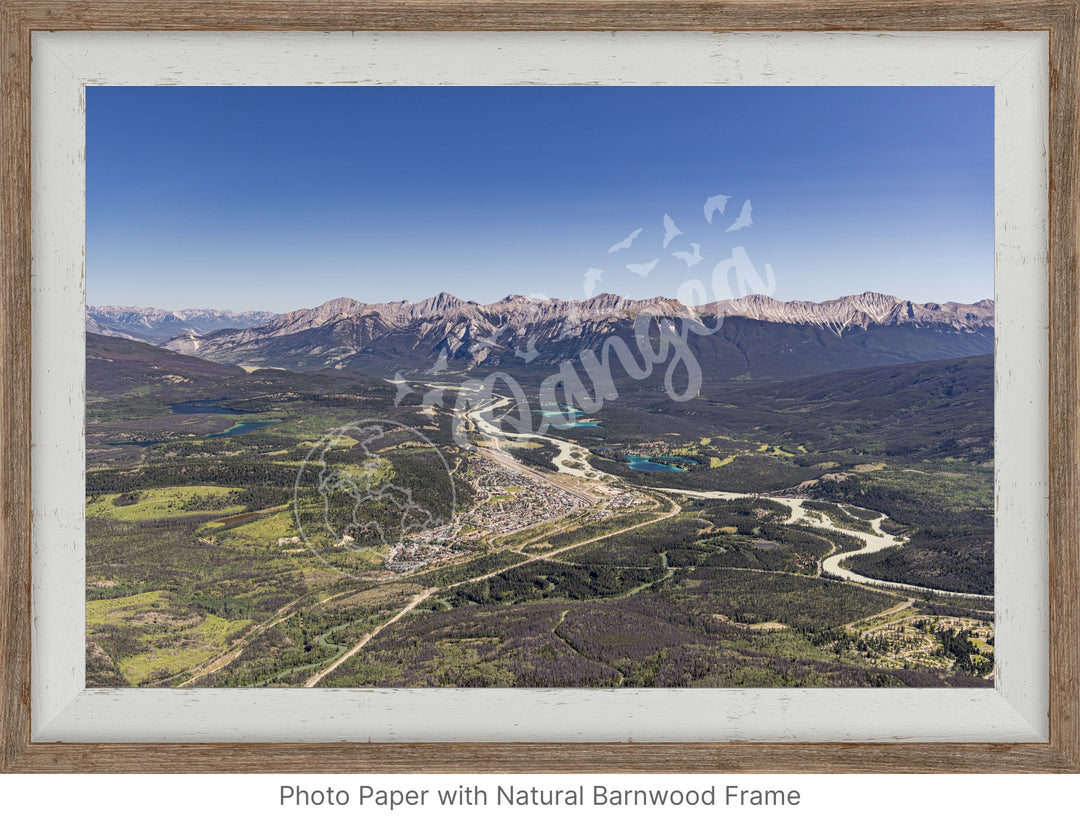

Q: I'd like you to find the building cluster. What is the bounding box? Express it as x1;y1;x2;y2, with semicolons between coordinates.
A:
462;456;589;535
589;490;647;521
383;538;459;573
376;456;641;574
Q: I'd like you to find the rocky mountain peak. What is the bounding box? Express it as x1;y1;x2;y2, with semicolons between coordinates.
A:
707;292;992;335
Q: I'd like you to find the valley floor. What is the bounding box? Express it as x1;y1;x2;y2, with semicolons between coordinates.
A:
86;372;994;690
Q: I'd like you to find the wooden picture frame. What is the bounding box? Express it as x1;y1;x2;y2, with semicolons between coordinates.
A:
2;0;1078;774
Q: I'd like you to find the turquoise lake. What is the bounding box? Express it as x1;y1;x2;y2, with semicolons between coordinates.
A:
625;455;699;473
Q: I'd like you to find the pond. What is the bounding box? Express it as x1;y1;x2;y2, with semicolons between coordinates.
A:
104;400;279;445
535;407;587;417
625;454;699;473
204;421;280;438
536;406;602;429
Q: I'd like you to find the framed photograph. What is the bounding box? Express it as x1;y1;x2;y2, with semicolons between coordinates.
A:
2;1;1078;773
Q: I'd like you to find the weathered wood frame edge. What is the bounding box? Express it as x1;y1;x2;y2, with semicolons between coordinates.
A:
1;0;1077;774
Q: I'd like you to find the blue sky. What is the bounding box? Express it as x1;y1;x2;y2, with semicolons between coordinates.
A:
87;86;993;313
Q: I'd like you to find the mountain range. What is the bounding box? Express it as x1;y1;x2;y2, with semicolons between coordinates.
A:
701;293;994;336
86;305;278;344
87;292;994;382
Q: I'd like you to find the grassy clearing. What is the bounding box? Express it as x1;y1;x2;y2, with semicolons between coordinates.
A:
86;589;252;685
120;613;252;685
86;589;169;626
211;507;298;548
86;486;247;521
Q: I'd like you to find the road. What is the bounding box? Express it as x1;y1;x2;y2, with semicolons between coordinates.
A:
306;486;682;686
844;597;915;632
476;446;600;506
306;497;681;686
176;586;358;687
303;587;437;687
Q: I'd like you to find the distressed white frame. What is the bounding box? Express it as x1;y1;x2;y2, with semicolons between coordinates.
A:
30;30;1048;742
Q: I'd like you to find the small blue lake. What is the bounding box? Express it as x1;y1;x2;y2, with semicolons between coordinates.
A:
104;420;279;446
104;401;278;446
535;407;601;428
204;421;280;438
535;407;587;417
625;455;699;473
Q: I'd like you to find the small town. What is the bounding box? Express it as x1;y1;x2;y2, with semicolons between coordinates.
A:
383;454;594;572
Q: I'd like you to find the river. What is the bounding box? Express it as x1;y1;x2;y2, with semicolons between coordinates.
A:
432;386;992;603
